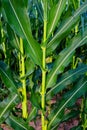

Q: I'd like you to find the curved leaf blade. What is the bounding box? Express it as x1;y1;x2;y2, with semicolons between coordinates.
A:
6;115;34;130
2;0;42;66
48;78;87;129
47;0;66;38
7;25;20;51
35;0;43;22
0;61;18;93
46;31;87;88
0;93;18;124
47;2;87;53
46;64;87;100
47;39;61;56
27;107;37;122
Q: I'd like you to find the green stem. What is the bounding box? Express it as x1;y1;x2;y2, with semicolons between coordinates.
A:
41;1;47;129
41;20;47;130
41;47;46;130
83;127;86;130
20;38;27;119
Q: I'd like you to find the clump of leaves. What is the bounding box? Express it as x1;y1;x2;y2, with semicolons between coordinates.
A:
0;0;87;130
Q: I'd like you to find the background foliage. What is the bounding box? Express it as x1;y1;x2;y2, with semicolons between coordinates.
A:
0;0;87;130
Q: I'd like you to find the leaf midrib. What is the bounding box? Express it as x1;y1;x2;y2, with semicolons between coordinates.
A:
48;0;63;36
0;67;16;90
0;94;17;118
47;66;87;96
46;36;87;88
9;0;35;56
10;116;27;130
48;81;87;128
47;3;87;47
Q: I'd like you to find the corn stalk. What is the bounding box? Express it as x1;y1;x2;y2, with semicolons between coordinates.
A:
19;38;27;119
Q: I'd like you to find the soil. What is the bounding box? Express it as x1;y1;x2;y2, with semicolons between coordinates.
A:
0;96;82;130
0;118;79;130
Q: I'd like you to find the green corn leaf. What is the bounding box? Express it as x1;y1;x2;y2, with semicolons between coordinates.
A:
0;61;18;93
6;114;34;130
47;2;87;53
62;110;79;122
25;57;35;78
47;0;66;38
47;39;61;56
30;91;41;109
70;125;82;130
48;78;87;129
41;0;47;20
46;31;87;88
27;107;37;122
0;93;19;124
7;25;20;51
24;0;28;8
2;0;32;39
34;0;43;22
46;64;87;100
2;0;42;66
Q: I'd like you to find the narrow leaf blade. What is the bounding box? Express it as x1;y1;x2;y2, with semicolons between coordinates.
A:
0;93;19;124
47;0;66;38
48;78;87;129
46;31;87;88
2;0;42;66
46;64;87;100
47;2;87;53
6;115;34;130
0;61;18;93
27;107;37;122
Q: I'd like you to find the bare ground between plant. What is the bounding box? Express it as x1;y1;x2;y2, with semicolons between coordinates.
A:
0;97;81;130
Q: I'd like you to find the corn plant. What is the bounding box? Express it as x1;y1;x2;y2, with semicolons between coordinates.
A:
0;0;87;130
